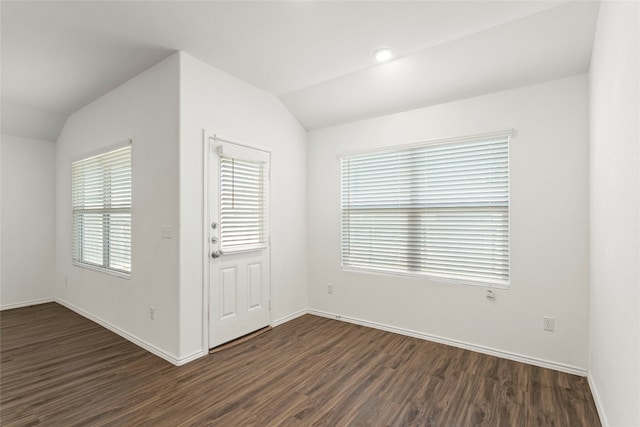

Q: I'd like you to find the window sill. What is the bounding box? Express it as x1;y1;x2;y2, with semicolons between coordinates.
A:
341;266;509;289
73;261;131;280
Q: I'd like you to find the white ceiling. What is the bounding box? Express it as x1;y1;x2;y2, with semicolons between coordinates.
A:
1;1;599;141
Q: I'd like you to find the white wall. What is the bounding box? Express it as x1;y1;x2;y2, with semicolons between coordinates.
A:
1;135;56;308
589;1;640;425
308;75;590;371
50;51;308;364
178;53;308;358
55;54;181;361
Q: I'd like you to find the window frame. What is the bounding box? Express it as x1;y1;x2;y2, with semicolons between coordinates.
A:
71;141;132;279
340;130;513;288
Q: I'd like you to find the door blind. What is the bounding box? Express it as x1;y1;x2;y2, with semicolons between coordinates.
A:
219;156;266;252
72;144;131;275
341;135;509;286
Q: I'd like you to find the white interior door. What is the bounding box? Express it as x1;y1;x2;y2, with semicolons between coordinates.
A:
208;138;271;349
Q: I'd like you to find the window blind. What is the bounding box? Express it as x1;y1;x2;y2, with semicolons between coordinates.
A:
72;144;131;275
341;135;509;286
219;156;266;252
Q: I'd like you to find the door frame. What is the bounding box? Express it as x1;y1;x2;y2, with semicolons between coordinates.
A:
202;131;273;350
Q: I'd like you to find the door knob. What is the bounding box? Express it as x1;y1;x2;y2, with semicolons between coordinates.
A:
211;250;224;259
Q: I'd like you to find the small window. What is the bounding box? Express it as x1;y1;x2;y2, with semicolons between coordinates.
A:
341;133;510;287
72;143;132;276
219;155;267;252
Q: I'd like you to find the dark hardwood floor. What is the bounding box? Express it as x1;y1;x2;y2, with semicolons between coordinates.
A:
1;303;600;426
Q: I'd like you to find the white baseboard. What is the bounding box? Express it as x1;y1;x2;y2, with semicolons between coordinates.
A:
587;372;609;427
1;297;55;311
55;298;206;367
272;308;308;327
308;308;588;377
177;349;208;366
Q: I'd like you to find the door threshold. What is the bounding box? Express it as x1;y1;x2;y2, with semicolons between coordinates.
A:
209;326;273;354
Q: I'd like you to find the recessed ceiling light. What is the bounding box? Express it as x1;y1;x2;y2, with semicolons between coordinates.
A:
374;48;393;63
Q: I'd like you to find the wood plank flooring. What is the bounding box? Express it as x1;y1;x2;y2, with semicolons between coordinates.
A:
1;303;601;426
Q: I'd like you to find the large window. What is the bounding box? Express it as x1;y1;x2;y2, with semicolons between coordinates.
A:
72;142;132;276
341;133;510;287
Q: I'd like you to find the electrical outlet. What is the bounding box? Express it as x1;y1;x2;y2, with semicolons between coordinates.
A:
150;307;156;320
328;283;334;295
543;316;554;332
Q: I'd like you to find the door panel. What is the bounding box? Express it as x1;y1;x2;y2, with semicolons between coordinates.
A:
248;262;262;310
209;138;271;348
220;266;237;320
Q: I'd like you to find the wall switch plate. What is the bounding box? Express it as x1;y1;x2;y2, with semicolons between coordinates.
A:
149;307;156;320
328;283;334;295
544;316;555;332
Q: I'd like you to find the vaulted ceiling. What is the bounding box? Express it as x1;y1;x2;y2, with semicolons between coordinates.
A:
1;1;599;141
